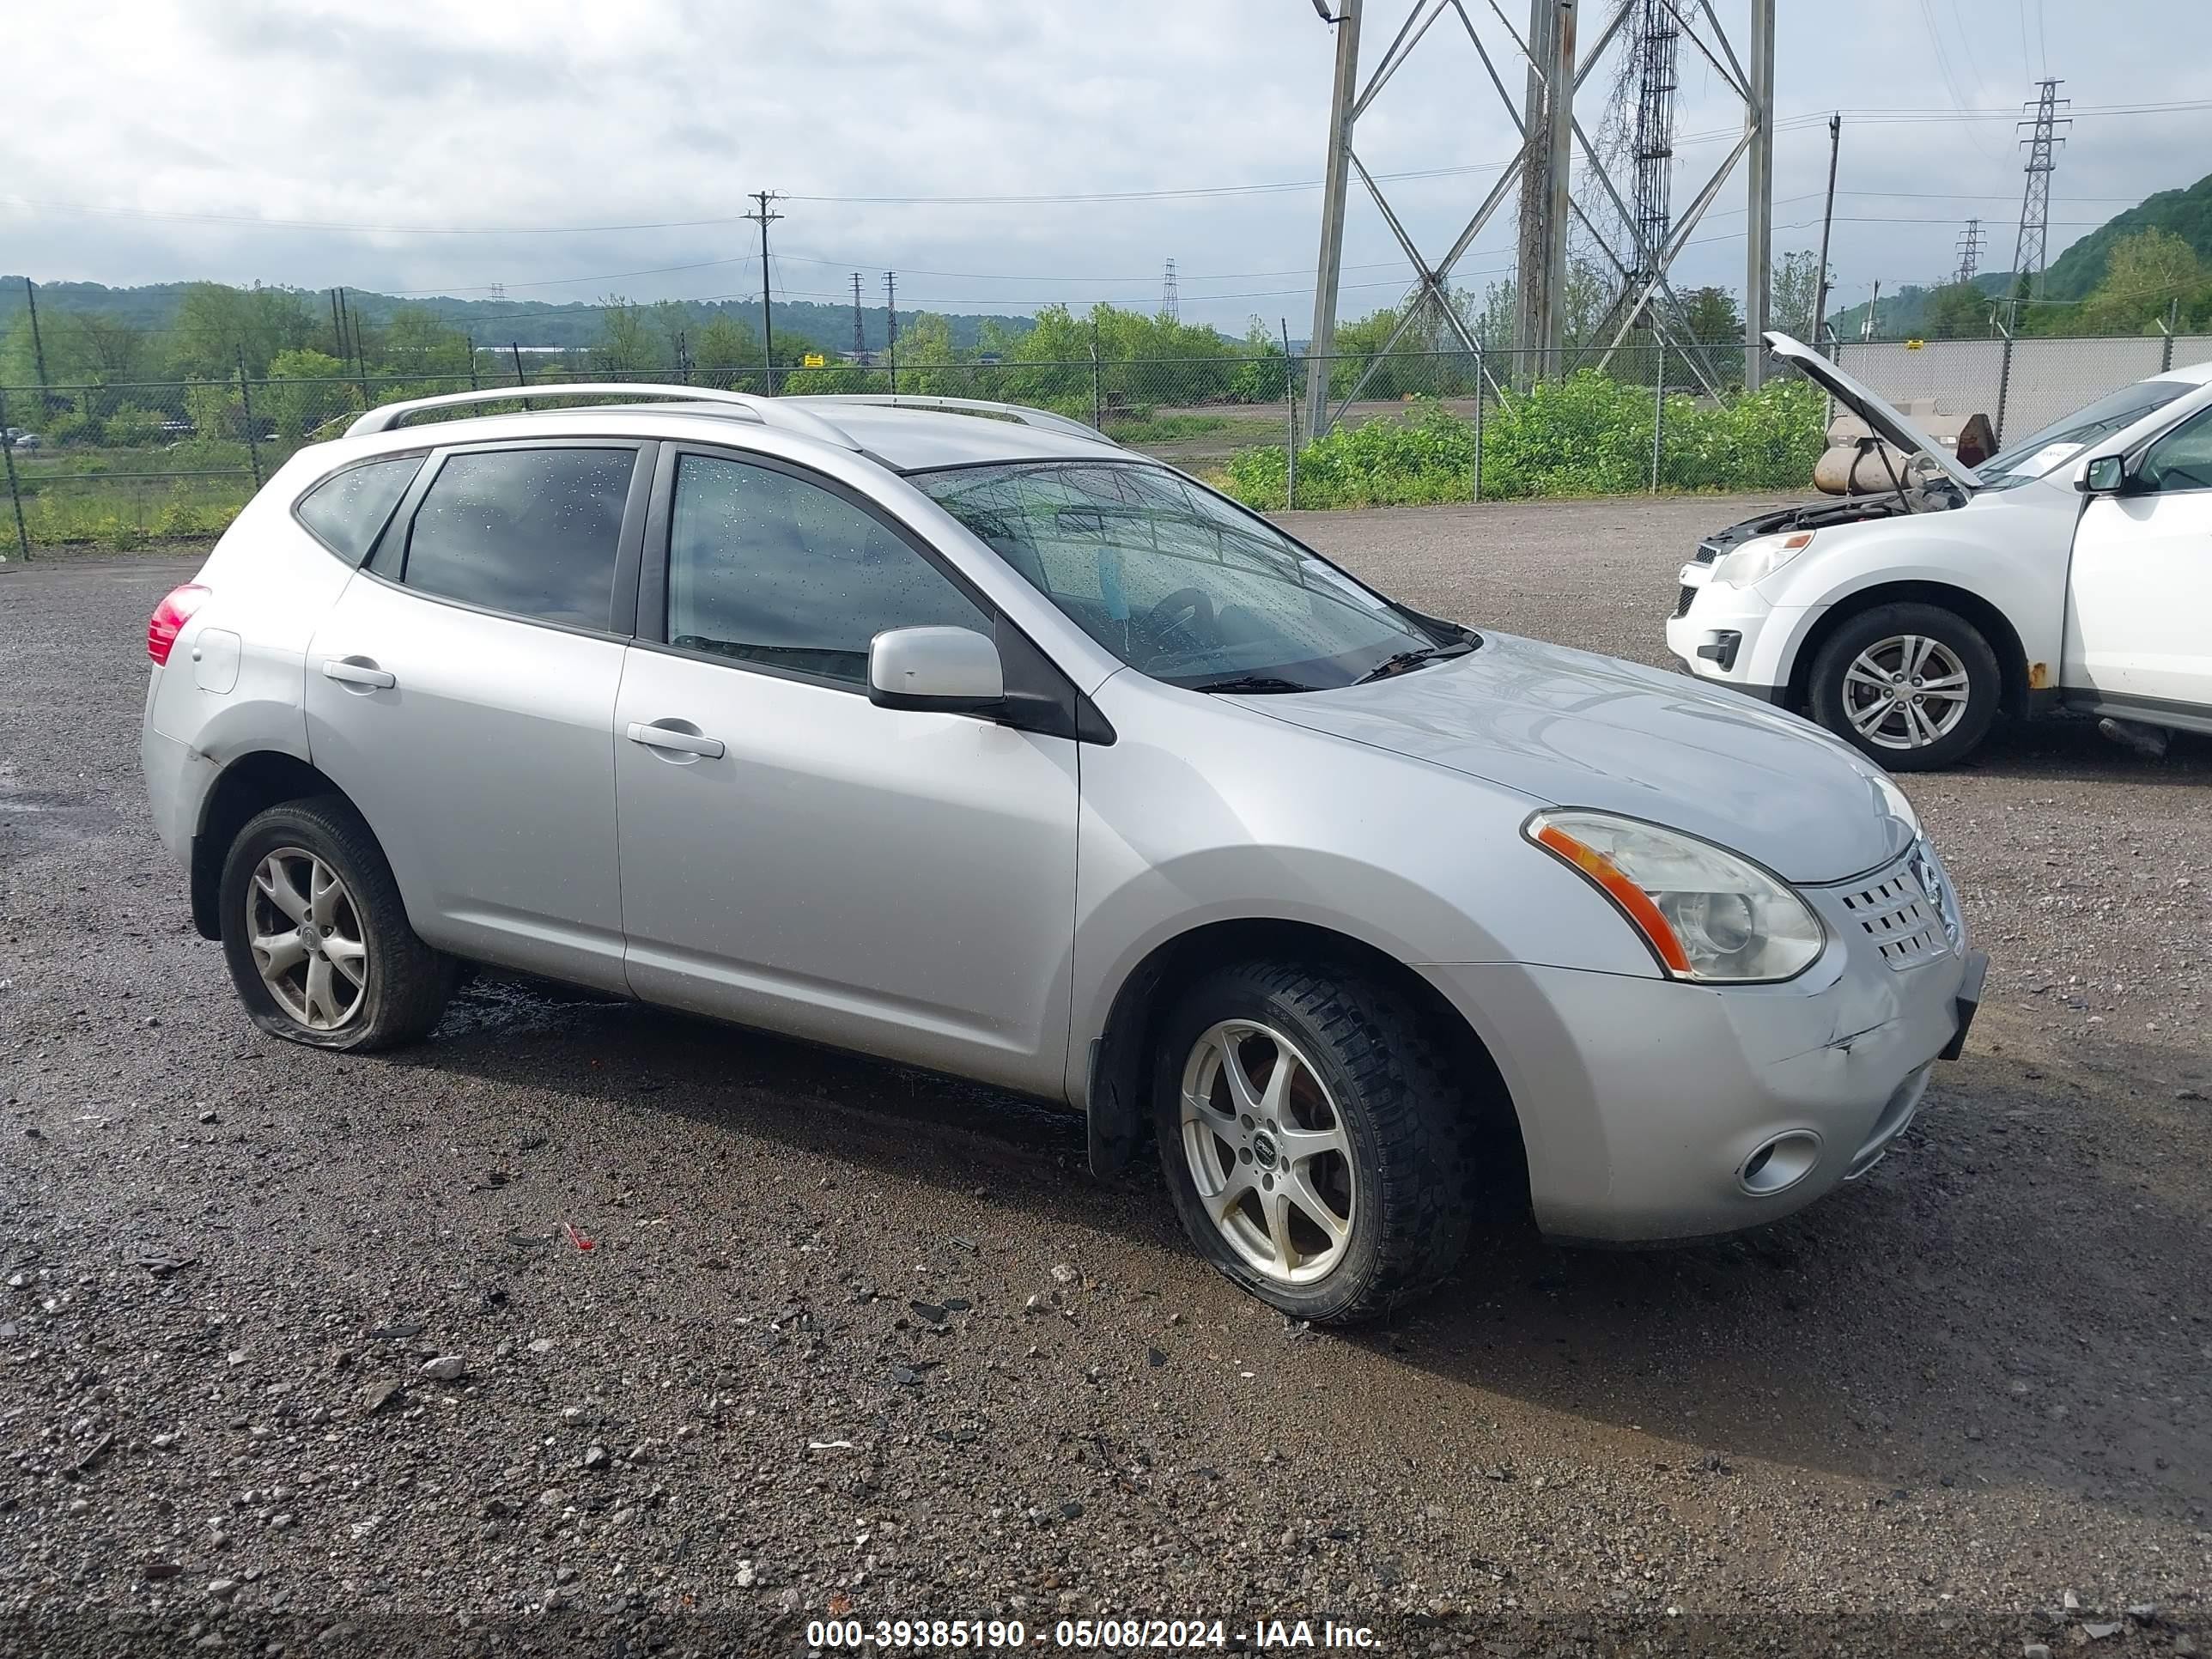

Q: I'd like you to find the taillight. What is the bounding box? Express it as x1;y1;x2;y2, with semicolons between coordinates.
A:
147;585;210;666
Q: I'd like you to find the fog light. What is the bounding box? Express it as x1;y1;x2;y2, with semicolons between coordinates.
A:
1695;630;1742;671
1739;1129;1820;1195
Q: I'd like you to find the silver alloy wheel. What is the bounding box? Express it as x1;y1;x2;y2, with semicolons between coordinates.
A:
247;847;369;1032
1179;1019;1356;1286
1840;634;1971;750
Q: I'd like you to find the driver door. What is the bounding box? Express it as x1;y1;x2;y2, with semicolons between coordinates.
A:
2064;404;2212;712
612;446;1081;1098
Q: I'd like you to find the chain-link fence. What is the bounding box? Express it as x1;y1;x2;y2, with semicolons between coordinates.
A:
0;331;2188;556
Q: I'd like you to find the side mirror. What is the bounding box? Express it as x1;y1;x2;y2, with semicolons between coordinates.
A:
867;626;1006;714
2078;453;2127;494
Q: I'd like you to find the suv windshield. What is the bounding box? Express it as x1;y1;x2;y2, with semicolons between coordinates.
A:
1974;378;2197;489
911;460;1468;690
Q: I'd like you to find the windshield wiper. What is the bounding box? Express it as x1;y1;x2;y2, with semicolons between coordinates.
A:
1186;674;1315;695
1354;641;1474;684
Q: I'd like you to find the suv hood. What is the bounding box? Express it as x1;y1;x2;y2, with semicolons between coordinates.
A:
1765;331;1981;492
1251;634;1915;884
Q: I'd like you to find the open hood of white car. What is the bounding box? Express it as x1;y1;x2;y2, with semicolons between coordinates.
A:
1764;331;1982;492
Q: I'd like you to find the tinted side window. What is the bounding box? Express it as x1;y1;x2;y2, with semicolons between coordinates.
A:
295;456;422;564
2138;407;2212;494
401;447;636;627
666;454;989;685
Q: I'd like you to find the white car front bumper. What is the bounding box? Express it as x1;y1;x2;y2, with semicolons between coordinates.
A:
1663;559;1814;702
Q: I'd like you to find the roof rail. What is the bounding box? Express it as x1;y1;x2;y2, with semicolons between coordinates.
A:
787;394;1114;446
344;383;860;449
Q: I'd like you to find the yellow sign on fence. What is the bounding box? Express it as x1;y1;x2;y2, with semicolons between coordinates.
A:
801;353;826;368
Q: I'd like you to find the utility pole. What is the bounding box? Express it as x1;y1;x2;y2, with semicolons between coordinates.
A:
744;190;785;392
850;272;866;359
2008;78;2069;328
23;280;50;407
1162;258;1179;323
1954;218;1985;287
1741;0;1776;387
1813;113;1840;347
328;289;344;359
1304;0;1361;441
884;271;899;393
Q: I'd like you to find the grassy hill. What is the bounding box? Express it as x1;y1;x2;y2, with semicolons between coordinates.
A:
0;279;1036;355
2039;171;2212;301
1824;171;2212;338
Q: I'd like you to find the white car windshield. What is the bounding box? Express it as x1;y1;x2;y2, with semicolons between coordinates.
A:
912;459;1472;691
1974;378;2197;489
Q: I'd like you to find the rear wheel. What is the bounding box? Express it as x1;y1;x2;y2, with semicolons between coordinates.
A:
1153;958;1484;1324
1808;602;2002;770
218;795;453;1051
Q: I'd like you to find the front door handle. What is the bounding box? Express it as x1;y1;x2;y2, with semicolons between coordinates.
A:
626;720;725;759
321;657;396;689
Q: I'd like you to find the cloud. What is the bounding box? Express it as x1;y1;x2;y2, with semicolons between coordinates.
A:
5;0;2208;329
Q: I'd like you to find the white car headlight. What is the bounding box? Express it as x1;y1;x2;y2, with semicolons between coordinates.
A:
1526;810;1826;982
1711;529;1814;589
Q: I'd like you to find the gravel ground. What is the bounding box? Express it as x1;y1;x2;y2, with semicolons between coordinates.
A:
3;501;2208;1656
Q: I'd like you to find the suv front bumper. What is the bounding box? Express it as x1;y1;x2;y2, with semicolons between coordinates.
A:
1421;870;1982;1244
1663;560;1806;705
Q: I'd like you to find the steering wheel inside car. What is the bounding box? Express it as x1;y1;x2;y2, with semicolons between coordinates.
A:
1145;586;1217;656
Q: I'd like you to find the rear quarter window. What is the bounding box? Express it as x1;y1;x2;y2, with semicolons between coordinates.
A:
294;455;425;565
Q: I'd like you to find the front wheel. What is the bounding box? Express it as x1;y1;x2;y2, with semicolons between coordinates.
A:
1807;602;2002;770
217;794;453;1051
1152;958;1483;1324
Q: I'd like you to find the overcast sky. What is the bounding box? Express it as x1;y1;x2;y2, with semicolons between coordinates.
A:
7;0;2209;331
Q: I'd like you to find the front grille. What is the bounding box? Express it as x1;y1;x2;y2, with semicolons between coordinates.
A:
1676;540;1722;617
1839;865;1946;969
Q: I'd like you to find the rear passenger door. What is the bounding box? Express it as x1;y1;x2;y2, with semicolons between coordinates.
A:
303;440;651;990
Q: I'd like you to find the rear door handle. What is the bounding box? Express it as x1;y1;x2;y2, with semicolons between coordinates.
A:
321;658;396;689
626;720;725;759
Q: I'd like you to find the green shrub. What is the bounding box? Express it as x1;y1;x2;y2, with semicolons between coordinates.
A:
1218;374;1825;511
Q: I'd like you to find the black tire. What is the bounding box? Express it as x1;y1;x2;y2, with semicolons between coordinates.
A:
1152;957;1486;1324
1808;601;2002;771
218;794;453;1051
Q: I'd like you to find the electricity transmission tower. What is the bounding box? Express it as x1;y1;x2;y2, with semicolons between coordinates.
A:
1303;0;1776;438
1628;0;1680;292
744;191;785;388
2008;78;2069;325
850;272;866;358
1954;218;1984;287
1162;258;1179;322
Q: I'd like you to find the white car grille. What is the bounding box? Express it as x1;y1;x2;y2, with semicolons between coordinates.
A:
1838;855;1951;969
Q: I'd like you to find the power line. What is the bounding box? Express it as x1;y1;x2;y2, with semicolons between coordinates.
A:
8;97;2211;241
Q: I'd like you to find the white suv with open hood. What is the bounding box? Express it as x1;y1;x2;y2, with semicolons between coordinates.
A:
1668;331;2212;768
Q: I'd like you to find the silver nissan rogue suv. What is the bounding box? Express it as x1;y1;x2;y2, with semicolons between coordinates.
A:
139;385;1984;1323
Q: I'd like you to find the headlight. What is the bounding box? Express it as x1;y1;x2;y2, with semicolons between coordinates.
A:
1711;529;1814;588
1526;810;1826;982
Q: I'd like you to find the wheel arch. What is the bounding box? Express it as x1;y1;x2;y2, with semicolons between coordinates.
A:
1083;916;1527;1201
189;751;349;939
1786;580;2033;718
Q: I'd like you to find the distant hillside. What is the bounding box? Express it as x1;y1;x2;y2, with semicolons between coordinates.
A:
1825;272;2009;342
2039;171;2212;301
1822;172;2212;339
0;278;1036;355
